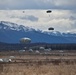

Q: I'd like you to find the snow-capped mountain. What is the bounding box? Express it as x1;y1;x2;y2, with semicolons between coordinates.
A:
0;21;76;43
0;21;35;31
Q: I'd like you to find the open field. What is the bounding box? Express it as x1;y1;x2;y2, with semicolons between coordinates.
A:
0;50;76;75
0;63;76;75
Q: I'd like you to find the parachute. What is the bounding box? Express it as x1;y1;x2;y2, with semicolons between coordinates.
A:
23;11;25;13
20;38;31;44
46;10;52;17
46;10;52;13
48;27;54;30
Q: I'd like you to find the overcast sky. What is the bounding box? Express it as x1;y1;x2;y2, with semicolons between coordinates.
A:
0;0;76;33
0;0;76;10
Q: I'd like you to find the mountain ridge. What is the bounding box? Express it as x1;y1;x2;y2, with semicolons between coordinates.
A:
0;21;76;43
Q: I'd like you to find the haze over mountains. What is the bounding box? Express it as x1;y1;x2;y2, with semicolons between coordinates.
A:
0;21;76;44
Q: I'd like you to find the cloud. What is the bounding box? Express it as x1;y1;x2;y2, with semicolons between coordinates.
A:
0;10;76;33
19;15;38;22
0;0;76;10
54;0;76;9
69;16;76;20
11;15;38;22
70;21;76;28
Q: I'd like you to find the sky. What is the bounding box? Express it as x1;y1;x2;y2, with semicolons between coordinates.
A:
0;0;76;33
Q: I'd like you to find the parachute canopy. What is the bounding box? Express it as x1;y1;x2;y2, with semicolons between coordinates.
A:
46;10;52;13
20;37;31;44
48;27;54;30
23;11;25;13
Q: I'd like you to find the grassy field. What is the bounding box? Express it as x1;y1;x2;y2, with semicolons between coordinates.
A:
0;51;76;75
0;62;76;75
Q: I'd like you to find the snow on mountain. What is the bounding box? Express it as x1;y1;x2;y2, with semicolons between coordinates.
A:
0;21;76;43
43;31;63;36
0;21;35;31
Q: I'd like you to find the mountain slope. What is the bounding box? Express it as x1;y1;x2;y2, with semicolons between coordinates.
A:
0;21;76;43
